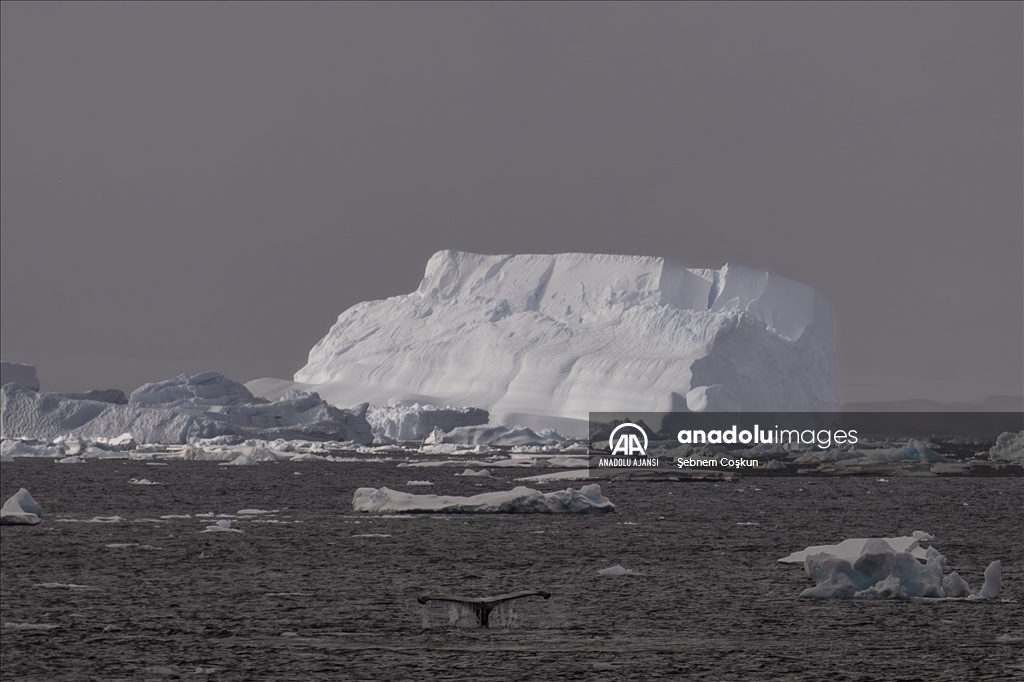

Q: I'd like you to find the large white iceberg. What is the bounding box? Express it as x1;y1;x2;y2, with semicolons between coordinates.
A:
352;483;614;514
0;373;373;445
1;488;42;525
262;251;837;433
781;536;1001;600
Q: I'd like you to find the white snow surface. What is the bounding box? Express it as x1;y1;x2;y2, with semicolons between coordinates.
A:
1;488;42;525
352;483;614;514
1;374;373;445
0;362;40;391
277;251;836;432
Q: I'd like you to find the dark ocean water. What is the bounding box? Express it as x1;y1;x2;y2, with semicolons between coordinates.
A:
2;459;1022;681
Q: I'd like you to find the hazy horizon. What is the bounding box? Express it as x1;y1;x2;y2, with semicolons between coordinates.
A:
3;3;1021;405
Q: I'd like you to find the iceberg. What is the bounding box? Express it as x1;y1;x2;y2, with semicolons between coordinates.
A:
275;251;836;433
0;374;373;445
781;536;1002;600
352;483;614;514
985;431;1024;464
367;403;488;441
1;488;42;525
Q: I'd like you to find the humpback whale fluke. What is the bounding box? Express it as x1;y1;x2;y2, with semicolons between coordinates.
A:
417;590;551;627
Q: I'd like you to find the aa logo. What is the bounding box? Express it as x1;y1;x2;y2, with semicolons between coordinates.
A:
608;423;649;456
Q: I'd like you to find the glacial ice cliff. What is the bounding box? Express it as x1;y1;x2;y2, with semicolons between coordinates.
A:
287;251;838;431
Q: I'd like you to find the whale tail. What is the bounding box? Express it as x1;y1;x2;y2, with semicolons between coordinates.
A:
417;589;551;627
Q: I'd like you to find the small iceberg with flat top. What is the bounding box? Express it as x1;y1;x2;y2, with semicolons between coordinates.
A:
352;484;614;514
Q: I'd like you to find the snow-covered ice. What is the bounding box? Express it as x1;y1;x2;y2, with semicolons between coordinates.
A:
781;536;1002;600
255;251;836;433
201;520;242;533
0;488;42;525
1;373;373;445
352;483;615;514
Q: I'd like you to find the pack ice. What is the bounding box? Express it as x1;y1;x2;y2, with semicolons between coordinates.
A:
352;483;615;514
0;372;373;445
284;251;837;432
780;536;1001;600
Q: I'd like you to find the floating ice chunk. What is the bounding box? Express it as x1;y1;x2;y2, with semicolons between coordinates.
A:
405;480;434;486
598;564;638;577
912;530;935;543
784;536;1000;600
3;622;57;631
1;488;42;525
942;571;971;598
969;560;1001;600
129;478;161;485
455;469;491;477
201;519;242;533
1;440;63;459
236;509;274;515
57;456;86;464
985;431;1024;464
352;484;614;514
515;469;592;483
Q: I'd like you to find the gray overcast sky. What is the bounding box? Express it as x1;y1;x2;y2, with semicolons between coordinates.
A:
2;2;1022;403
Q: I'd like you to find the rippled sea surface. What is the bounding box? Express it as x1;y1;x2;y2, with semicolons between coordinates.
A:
2;460;1022;681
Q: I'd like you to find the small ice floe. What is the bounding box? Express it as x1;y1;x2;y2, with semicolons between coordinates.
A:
405;480;434;486
592;662;619;671
129;478;161;485
1;488;43;525
160;514;191;520
105;543;160;550
351;533;392;538
146;462;169;466
57;456;86;464
598;564;639;577
201;519;242;533
146;666;183;676
236;509;275;515
353;484;614;514
4;622;57;631
194;666;222;675
455;469;491;477
34;582;97;590
102;624;122;632
912;530;935;543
